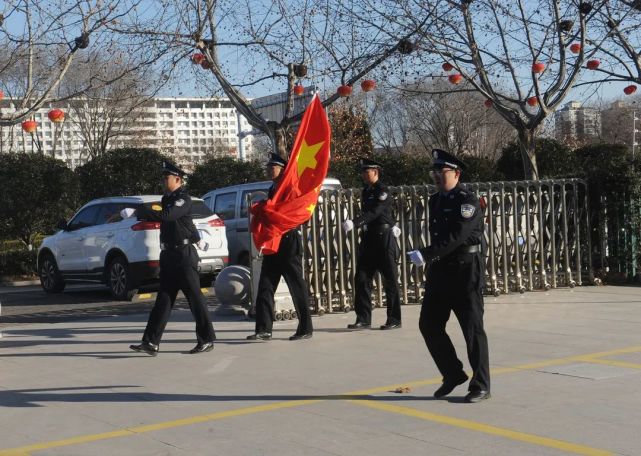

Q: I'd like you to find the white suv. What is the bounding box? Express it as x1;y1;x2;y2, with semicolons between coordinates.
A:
38;195;228;300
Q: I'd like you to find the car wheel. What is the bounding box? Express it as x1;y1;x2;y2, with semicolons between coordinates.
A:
108;256;137;301
40;254;65;293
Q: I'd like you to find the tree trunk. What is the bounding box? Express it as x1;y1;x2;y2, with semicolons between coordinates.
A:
269;122;290;159
517;128;539;180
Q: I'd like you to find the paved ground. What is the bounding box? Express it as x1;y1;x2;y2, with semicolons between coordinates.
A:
0;284;210;327
1;285;640;456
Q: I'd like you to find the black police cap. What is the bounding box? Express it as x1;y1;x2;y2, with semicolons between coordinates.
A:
432;149;467;171
359;157;383;170
266;153;287;167
162;160;187;177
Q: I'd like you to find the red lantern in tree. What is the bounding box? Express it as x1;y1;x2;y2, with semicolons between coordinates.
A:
293;85;305;96
47;109;65;123
586;59;600;70
0;90;4;101
360;79;376;92
624;85;637;95
201;59;212;70
569;43;581;54
532;62;545;73
337;85;352;97
484;99;493;108
448;74;463;85
21;120;38;133
442;62;454;72
191;53;205;65
527;96;539;107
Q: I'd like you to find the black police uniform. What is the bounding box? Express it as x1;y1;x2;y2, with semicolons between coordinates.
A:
418;151;490;397
351;162;401;328
252;181;313;338
134;165;216;353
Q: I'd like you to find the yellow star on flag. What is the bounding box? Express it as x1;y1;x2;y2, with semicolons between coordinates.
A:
306;203;316;214
297;140;325;177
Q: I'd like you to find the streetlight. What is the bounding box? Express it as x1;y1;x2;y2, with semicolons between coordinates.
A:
632;111;639;157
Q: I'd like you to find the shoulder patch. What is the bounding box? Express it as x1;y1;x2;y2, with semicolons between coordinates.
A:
175;199;185;207
461;204;476;219
378;192;388;201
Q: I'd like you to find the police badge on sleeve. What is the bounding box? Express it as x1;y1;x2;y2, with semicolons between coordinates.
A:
461;204;476;219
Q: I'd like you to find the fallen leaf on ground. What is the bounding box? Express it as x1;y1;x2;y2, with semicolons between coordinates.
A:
393;386;411;393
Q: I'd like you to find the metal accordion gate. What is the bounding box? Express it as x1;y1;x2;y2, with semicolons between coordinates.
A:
251;179;594;315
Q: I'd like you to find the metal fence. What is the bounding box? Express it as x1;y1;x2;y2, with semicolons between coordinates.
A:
251;178;594;315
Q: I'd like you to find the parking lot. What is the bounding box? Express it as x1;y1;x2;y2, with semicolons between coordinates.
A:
1;285;641;455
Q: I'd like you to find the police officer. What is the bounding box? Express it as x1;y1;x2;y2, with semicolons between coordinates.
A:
408;149;490;403
127;161;216;356
343;158;401;330
246;153;313;341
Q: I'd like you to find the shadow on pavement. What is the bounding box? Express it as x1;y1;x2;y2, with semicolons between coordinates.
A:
1;385;446;408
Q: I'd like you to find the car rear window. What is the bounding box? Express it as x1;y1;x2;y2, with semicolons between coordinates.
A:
191;201;213;218
136;200;213;218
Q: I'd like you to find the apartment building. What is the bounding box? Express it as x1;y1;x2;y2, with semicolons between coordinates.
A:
0;97;256;169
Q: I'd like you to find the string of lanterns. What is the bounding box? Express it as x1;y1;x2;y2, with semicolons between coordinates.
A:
20;108;65;133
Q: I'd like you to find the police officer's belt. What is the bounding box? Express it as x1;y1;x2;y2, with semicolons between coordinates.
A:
160;239;190;250
363;223;391;233
456;244;481;254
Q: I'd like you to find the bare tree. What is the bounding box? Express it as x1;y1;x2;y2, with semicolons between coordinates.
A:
597;96;640;146
61;54;165;160
110;0;428;159
587;2;641;90
369;81;514;160
0;0;171;127
386;0;610;179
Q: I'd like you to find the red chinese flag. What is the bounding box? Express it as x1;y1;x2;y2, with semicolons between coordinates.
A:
250;94;331;255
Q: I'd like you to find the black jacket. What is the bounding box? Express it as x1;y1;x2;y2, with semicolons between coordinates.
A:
354;181;394;227
137;187;199;245
420;185;483;263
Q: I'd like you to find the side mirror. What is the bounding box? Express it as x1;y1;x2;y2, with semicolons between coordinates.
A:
56;219;68;231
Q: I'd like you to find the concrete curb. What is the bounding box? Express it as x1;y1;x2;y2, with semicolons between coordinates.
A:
131;287;216;303
0;279;40;287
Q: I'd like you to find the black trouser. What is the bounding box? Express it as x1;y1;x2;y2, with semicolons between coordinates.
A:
254;230;312;335
353;229;401;325
419;253;490;392
143;245;216;345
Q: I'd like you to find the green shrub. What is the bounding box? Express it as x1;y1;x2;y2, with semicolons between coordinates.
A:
0;249;38;277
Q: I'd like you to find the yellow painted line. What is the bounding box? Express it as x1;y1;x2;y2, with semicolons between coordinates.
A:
573;356;641;370
4;345;641;455
0;400;318;456
346;376;442;396
350;400;613;456
569;345;641;359
135;293;152;300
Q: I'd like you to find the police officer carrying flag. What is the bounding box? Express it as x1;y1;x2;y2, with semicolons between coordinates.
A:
343;158;402;330
246;153;313;341
408;149;490;403
125;161;216;356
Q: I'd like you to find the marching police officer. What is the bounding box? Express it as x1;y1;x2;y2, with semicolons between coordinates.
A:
127;161;216;356
246;153;313;341
343;158;401;330
408;149;490;403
